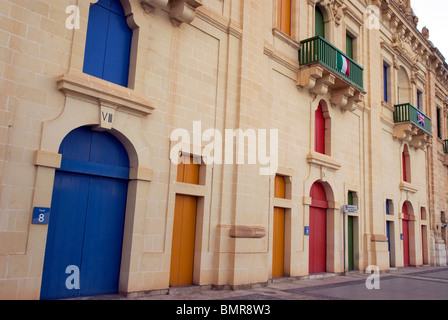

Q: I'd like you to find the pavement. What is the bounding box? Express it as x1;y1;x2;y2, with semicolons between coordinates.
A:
79;265;448;301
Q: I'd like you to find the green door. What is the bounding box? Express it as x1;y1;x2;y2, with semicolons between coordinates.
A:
315;7;325;38
346;35;353;60
347;192;354;271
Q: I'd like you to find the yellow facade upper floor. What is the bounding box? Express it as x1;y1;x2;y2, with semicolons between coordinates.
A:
0;0;447;216
3;0;447;139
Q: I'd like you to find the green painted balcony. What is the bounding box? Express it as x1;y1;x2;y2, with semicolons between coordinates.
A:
393;103;432;136
392;103;432;150
299;36;364;92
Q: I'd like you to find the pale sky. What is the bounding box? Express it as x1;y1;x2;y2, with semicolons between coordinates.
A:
411;0;448;59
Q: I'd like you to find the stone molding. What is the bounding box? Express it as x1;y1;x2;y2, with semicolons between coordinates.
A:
141;0;202;26
57;72;155;117
229;225;266;239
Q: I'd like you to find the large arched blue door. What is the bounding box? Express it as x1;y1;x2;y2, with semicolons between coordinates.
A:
40;126;129;299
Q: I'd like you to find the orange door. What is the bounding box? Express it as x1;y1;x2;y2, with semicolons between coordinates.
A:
177;155;199;184
272;207;285;278
170;194;197;287
273;175;286;278
170;155;200;287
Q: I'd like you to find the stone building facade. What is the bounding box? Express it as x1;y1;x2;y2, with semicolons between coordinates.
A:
0;0;447;299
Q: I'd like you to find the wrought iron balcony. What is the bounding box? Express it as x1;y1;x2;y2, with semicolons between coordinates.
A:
299;36;364;91
393;103;432;136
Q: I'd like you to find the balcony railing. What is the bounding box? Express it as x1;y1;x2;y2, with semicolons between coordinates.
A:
444;140;448;154
299;36;364;91
393;103;432;136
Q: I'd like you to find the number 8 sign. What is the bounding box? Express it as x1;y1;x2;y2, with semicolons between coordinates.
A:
32;207;51;225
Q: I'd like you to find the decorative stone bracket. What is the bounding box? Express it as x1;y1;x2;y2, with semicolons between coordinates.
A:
297;65;364;112
392;123;431;150
141;0;202;26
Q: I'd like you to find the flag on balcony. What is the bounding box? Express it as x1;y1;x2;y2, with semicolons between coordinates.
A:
336;52;350;77
418;111;425;127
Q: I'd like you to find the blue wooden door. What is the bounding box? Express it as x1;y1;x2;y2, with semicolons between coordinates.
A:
40;127;129;299
83;0;132;87
386;221;391;266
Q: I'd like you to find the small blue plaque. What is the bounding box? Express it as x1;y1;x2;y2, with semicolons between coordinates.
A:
32;207;50;225
304;226;310;236
401;233;404;240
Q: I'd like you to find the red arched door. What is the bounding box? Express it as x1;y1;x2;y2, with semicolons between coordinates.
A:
309;182;328;274
402;203;410;267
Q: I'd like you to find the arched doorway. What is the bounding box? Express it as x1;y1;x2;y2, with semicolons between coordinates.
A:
40;126;130;299
309;182;328;274
402;202;411;267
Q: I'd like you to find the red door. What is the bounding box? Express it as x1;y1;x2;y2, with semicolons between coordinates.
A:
309;182;327;274
402;203;410;267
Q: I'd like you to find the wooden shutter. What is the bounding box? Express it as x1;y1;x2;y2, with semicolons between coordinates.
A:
346;34;353;59
83;0;132;87
315;104;326;154
383;64;388;102
315;7;325;38
402;151;407;182
277;0;291;36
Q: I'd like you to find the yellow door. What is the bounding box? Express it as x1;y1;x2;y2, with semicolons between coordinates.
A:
170;194;198;287
170;155;200;287
272;207;285;278
273;175;286;278
177;155;199;185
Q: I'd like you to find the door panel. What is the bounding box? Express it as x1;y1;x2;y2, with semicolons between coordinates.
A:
80;176;128;296
272;208;285;278
348;216;354;271
170;194;198;287
402;204;410;267
387;221;391;267
40;172;90;300
402;219;410;267
309;206;326;274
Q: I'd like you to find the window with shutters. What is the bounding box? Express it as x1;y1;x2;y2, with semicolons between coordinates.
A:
436;107;442;139
383;62;390;103
277;0;291;36
346;34;353;60
314;101;331;156
315;6;325;38
314;104;325;154
83;0;134;88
